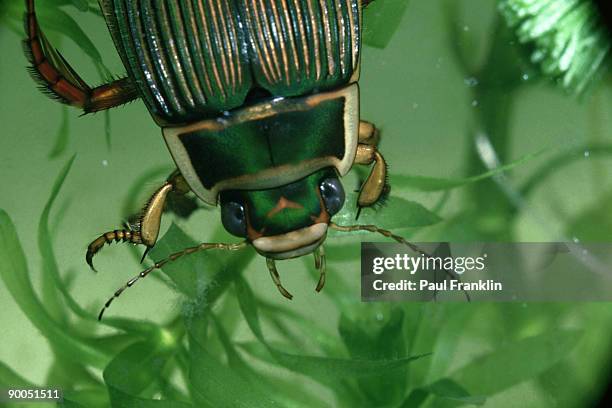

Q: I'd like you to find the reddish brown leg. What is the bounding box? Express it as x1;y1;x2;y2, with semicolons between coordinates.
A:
24;0;138;113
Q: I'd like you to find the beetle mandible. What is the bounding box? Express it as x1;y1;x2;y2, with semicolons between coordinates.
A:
25;0;418;319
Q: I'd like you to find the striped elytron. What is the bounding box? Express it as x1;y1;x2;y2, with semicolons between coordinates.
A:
25;0;411;319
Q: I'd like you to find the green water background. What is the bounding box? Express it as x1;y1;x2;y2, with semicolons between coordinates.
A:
1;0;612;406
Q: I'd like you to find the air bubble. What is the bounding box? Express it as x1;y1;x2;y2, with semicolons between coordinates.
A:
471;100;479;107
102;159;109;167
584;150;590;158
464;77;479;87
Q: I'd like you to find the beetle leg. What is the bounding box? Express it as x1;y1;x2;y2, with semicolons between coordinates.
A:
24;0;138;113
354;144;388;208
86;171;190;271
314;245;327;292
266;258;293;300
355;121;388;208
359;120;380;146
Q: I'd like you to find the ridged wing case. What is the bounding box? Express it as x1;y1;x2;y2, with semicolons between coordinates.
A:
100;0;361;124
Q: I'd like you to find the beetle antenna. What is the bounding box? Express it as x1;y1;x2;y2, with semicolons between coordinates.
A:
98;241;248;320
330;222;428;256
329;222;470;301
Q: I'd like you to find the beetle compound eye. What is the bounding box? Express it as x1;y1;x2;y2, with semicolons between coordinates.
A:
319;178;345;215
221;201;247;237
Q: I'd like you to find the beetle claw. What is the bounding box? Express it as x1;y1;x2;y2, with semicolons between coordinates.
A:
140;246;152;264
314;246;326;292
355;206;363;220
86;252;98;273
278;285;294;300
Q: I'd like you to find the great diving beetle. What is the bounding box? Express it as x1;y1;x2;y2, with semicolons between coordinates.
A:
24;0;415;319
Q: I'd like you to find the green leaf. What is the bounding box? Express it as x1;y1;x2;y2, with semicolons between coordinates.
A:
331;193;441;233
61;389;110;408
338;306;408;405
36;7;106;68
38;156;76;324
0;209;109;369
568;189;612;241
363;0;411;48
399;389;429;408
49;106;70;159
147;223;256;319
235;276;430;385
46;359;100;389
188;335;281;408
105;388;193;408
59;399;89;408
393;151;541;192
105;110;112;150
210;315;252;372
0;362;34;388
424;306;473;383
259;300;345;356
427;378;486;405
35;157;156;335
67;0;89;12
148;224;224;299
103;336;191;408
210;315;322;408
520;144;612;197
103;339;175;397
449;330;582;396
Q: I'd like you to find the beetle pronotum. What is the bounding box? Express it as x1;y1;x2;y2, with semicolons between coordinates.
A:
25;0;423;319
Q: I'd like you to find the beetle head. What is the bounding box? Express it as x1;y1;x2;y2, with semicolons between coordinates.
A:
219;168;345;259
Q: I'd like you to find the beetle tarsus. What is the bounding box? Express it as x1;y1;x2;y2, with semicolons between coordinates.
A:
86;229;143;272
85;170;191;270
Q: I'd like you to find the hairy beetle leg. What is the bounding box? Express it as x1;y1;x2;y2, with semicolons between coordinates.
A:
266;258;293;300
314;245;327;292
85;171;190;271
355;121;388;208
24;0;139;114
